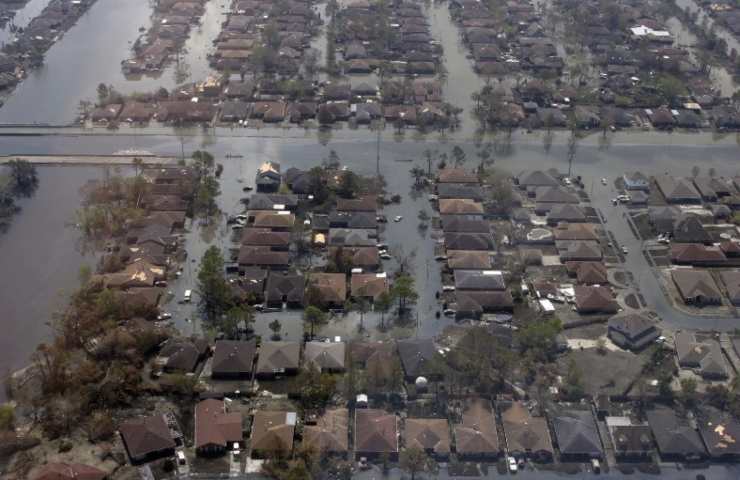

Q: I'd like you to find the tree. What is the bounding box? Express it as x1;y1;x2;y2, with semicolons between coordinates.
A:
680;377;698;405
303;305;327;338
374;291;394;329
410;166;426;187
303;48;321;79
5;159;38;196
451;145;467;167
337;171;359;199
691;165;701;178
352;297;370;331
197;246;233;323
0;404;14;431
563;357;585;400
392;274;418;315
97;83;109;105
297;363;336;413
223;305;253;339
269;319;282;340
400;447;432;480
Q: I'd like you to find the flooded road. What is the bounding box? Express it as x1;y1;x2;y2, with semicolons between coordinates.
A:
0;0;224;124
674;0;740;57
0;0;51;45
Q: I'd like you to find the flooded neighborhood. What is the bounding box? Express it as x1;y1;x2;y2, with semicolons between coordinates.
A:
1;0;740;480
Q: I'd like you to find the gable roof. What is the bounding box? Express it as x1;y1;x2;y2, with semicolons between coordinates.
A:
672;216;712;244
440;217;490;233
405;418;451;454
517;170;559;188
697;407;740;457
552;223;598;241
397;338;439;378
646;408;706;458
655;175;702;203
455;290;514;313
355;409;399;454
608;312;657;341
437;168;478;184
454;398;500;455
552;409;603;457
447;250;492;270
574;262;608;285
454;269;506;290
351;273;389;299
159;338;208;372
304;408;349;453
119;414;176;460
241;228;291;247
574;286;618;313
212;340;257;376
671;269;722;301
444;232;495;251
439;198;484;215
195;399;243;450
308;273;347;304
336;195;377;212
265;272;305;303
536;186;579;204
558;241;602;261
255;341;301;375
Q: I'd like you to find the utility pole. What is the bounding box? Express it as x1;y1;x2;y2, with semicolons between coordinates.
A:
376;126;381;177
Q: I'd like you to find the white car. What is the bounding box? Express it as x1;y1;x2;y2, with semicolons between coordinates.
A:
508;456;518;473
157;312;172;320
393;215;403;222
622;246;629;254
380;253;392;260
564;178;572;186
601;178;607;185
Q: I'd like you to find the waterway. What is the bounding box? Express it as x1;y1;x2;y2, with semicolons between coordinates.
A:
674;0;740;58
0;0;51;46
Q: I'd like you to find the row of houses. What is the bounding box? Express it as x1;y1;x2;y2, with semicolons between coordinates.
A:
122;0;208;74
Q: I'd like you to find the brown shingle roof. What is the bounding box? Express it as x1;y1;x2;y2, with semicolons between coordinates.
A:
255;341;300;375
438;198;484;215
574;286;618;313
304;408;349;454
437;168;478;184
251;411;296;455
447;250;492;270
405;418;451;455
212;340;257;377
499;401;553;457
304;341;346;371
119;414;176;461
355;409;399;454
309;273;347;304
351;273;389;300
336;195;378;212
454;398;500;456
195;399;243;450
241;228;291;247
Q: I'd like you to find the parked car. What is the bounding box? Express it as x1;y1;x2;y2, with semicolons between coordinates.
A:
508;456;518;473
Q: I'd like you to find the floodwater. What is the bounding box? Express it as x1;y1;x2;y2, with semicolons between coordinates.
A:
0;0;225;124
0;165;100;400
674;0;740;57
0;0;51;45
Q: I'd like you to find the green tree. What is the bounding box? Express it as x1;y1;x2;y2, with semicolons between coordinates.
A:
680;377;698;405
269;319;282;340
197;246;233;323
392;274;418;314
451;145;467;167
297;363;336;413
223;305;253;339
337;171;359;199
374;291;394;329
303;305;327;338
400;447;433;480
5;159;38;196
0;404;14;431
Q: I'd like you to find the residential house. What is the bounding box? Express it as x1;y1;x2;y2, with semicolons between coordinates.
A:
672;216;712;245
307;273;347;308
194;399;243;456
671;269;723;306
237;246;290;270
454;398;501;459
675;331;729;380
255;341;301;378
671;244;726;265
351;272;389;301
516;170;560;190
439;198;484;215
265;272;305;308
558;241;602;262
119;414;177;464
440;217;490;233
405;418;451;459
498;400;553;462
158;337;209;373
447;250;492;270
397;338;442;381
454;270;505;290
649;206;681;234
547;204;587;224
247;193;299;211
623;172;650;191
720;270;740;306
552;224;599;242
571;262;608;285
696;407;740;459
607;312;661;351
240;229;291;250
250;411;297;458
354;409;399;460
551;409;603;460
437;168;478;184
211;340;257;379
455;290;514;317
255;161;282;192
304;408;349;457
574;286;618;314
444;232;495;251
646;408;707;461
437;184;484;200
336;195;377;212
31;463;107;480
328;246;380;270
304;341;346;373
605;417;654;460
249;211;295;231
328;228;376;247
655;175;702;204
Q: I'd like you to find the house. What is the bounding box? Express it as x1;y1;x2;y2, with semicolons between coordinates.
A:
444;232;495;251
328;211;377;229
535;186;579;205
516;170;560;189
255;341;301;378
547;204;587;224
574;286;618;314
438;198;484;215
441;217;490;233
351;272;389;301
454;398;501;459
307;273;347;308
552;224;599;242
240;229;291;250
572;262;608;285
671;244;726;265
454;270;505;290
672;216;712;244
232;268;267;303
693;177;732;201
608;312;661;351
720;270;740;306
304;408;349;457
265;272;305;307
304;341;346;373
671;269;722;306
31;463;107;480
256;161;282;192
211;340;257;379
250;211;295;230
158;337;209;373
250;411;297;458
354;409;399;460
551;409;603;460
655;175;702;204
195;399;243;456
336;195;377;212
696;407;740;459
675;331;729;379
328;246;379;270
437;168;478;184
558;241;602;261
237;246;290;270
455;290;514;317
119;414;177;464
649;206;681;234
623;172;650;191
605;417;654;460
328;228;376;246
498;400;553;461
405;418;451;459
447;250;492;270
397;338;441;381
437;184;484;200
247;193;299;211
646;408;707;461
